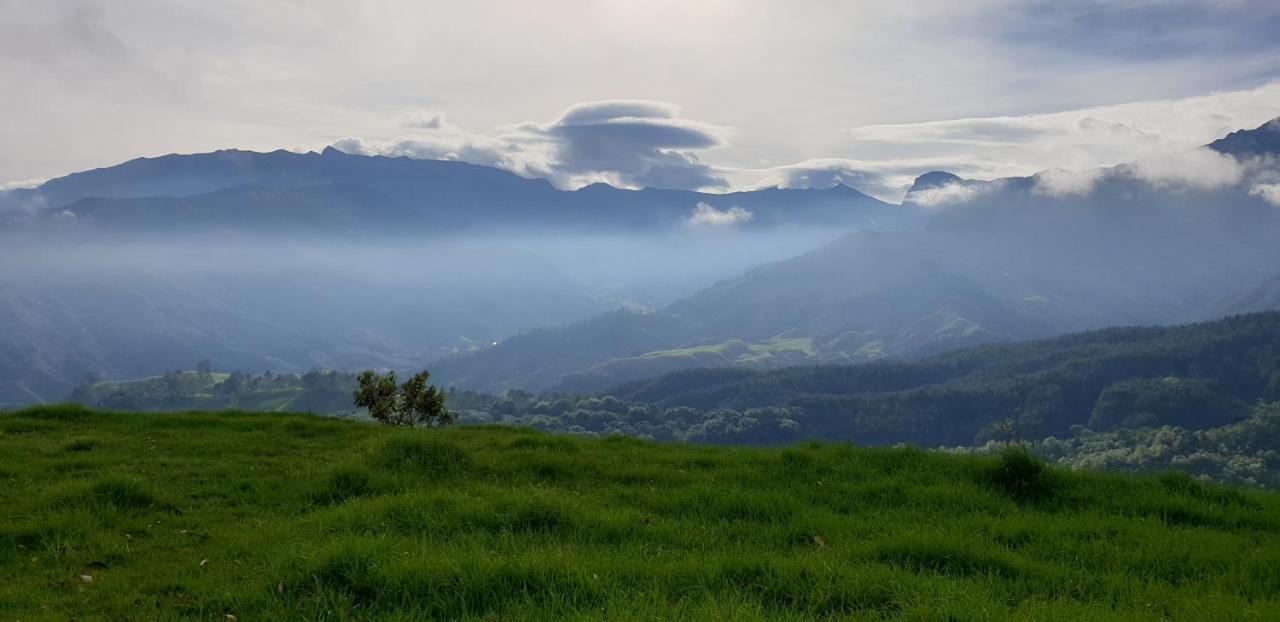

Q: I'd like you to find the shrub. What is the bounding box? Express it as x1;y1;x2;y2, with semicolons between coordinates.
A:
986;446;1057;502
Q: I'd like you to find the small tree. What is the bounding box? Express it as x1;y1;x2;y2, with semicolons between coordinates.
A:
354;370;454;427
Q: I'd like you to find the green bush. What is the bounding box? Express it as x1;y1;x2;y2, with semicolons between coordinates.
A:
986;446;1057;502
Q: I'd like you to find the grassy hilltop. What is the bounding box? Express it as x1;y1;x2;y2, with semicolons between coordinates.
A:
2;406;1280;620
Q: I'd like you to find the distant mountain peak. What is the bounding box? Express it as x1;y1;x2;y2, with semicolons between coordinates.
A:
1208;116;1280;158
908;171;963;193
825;182;865;194
576;181;621;192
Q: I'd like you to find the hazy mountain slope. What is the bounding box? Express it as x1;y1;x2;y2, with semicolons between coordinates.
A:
6;119;1280;404
433;230;1088;394
435;193;1280;394
1209;271;1280;316
434;119;1280;393
0;246;603;405
0;146;909;406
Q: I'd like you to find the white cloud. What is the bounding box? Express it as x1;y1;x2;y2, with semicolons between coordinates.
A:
532;100;728;191
0;177;45;191
737;157;1030;202
841;82;1280;190
1252;183;1280;206
908;182;985;207
687;202;752;226
330;118;538;176
723;82;1280;202
332;100;728;192
331;85;1280;203
1033;167;1105;197
0;178;49;213
1033;147;1249;196
1120;147;1245;190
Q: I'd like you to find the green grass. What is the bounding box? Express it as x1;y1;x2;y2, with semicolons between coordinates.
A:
2;405;1279;620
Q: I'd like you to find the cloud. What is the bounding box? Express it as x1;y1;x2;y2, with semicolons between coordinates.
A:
0;181;49;213
330;120;536;175
1033;167;1105;197
528;100;729;191
399;110;445;130
687;202;752;226
1033;147;1248;196
4;1;1280;186
738;157;1030;202
0;177;45;191
242;86;1280;203
332;100;728;192
1252;183;1280;206
843;82;1280;185
746;159;883;194
731;83;1280;203
908;182;986;207
1120;147;1246;190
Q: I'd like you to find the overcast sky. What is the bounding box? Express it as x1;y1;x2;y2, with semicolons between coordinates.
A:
3;0;1280;199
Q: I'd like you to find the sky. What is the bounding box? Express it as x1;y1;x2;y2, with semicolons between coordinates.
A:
3;0;1280;200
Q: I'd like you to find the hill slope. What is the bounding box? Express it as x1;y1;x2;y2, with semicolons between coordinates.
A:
68;312;1280;454
443;312;1280;451
2;406;1279;619
1210;271;1280;317
434;119;1280;393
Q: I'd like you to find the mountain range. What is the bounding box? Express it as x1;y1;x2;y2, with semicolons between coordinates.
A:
0;146;900;405
2;117;1279;404
433;118;1280;392
0;147;899;233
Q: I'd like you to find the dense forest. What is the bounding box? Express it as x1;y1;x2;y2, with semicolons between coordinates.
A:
452;312;1280;446
63;312;1280;486
957;402;1280;488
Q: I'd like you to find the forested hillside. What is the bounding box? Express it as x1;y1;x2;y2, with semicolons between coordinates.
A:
453;312;1280;446
68;312;1280;446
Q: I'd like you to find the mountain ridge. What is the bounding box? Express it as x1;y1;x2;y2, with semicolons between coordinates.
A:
10;147;901;233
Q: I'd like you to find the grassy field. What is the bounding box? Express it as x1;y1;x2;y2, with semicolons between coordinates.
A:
2;406;1279;620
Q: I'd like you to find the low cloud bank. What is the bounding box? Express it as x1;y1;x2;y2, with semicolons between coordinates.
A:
1034;147;1253;197
686;202;752;226
328;84;1280;203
